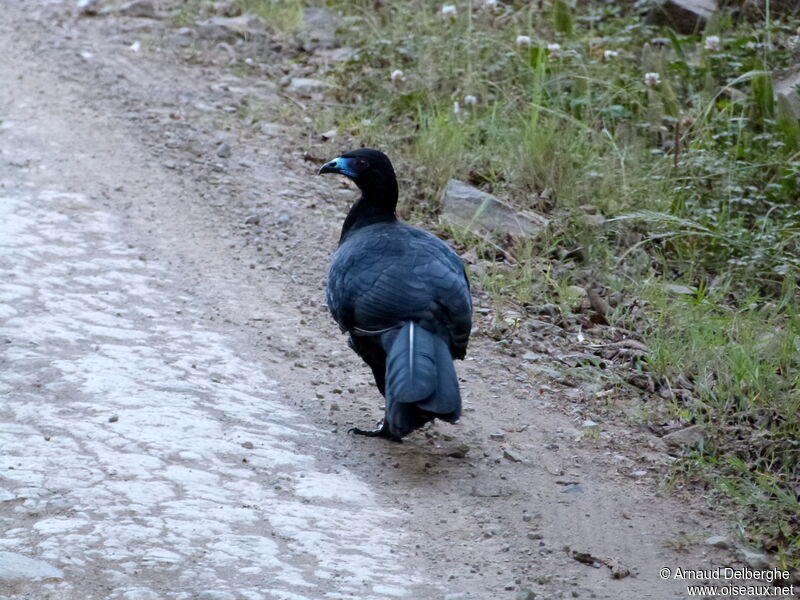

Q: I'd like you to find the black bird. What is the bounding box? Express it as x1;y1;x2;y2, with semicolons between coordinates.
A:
319;148;473;441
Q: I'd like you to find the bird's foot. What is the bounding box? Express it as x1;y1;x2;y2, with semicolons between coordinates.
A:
349;419;402;443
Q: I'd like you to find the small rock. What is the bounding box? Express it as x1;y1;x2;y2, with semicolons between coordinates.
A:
645;0;716;33
118;0;158;18
565;285;588;301
739;548;770;569
241;441;254;450
503;448;524;463
539;303;560;318
440;180;548;239
76;0;99;16
329;403;340;411
704;535;731;549
582;213;606;227
244;214;260;225
216;143;232;158
196;15;266;42
663;283;696;295
526;531;543;540
581;419;599;430
320;128;337;141
470;484;506;497
286;77;329;97
516;590;537;600
296;7;340;51
489;432;506;441
522;352;539;361
446;443;470;459
662;424;705;450
108;415;119;423
609;559;632;579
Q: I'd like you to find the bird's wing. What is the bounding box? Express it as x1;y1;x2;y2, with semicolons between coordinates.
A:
327;224;472;357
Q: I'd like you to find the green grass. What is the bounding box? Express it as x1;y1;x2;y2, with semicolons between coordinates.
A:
296;0;800;565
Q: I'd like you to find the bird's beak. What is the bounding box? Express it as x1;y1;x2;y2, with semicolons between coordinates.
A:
318;158;341;175
319;157;357;177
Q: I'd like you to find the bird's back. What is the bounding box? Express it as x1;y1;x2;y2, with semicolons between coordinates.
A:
327;221;472;358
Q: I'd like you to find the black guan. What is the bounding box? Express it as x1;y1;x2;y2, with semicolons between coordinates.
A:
319;148;473;441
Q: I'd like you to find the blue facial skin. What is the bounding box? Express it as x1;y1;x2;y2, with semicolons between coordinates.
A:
320;157;358;178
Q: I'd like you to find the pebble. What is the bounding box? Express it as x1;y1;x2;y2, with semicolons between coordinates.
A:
118;0;158;18
489;432;506;441
108;415;119;423
286;77;328;97
244;214;260;225
216;143;232;158
446;444;470;459
470;484;505;498
704;535;731;549
241;441;254;449
581;419;598;429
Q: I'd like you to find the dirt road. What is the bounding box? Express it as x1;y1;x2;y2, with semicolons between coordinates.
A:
1;3;735;599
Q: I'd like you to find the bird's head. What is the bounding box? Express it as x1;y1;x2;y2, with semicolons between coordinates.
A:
318;148;396;193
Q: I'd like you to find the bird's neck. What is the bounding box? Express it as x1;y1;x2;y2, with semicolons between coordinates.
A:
339;184;398;244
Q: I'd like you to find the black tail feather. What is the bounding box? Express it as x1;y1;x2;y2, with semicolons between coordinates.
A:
380;321;461;437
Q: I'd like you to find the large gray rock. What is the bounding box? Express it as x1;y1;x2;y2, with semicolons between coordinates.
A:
0;552;63;581
440;180;548;238
775;68;800;119
645;0;717;33
296;7;339;51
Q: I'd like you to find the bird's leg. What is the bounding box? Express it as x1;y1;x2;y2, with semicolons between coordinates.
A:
349;419;402;443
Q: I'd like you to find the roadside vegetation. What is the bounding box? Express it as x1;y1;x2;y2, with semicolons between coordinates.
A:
237;0;800;567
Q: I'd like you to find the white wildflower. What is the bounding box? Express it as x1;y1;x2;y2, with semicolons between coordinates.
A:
464;94;478;106
644;72;661;88
516;35;532;47
390;69;405;83
704;35;721;51
603;49;619;61
547;42;561;52
441;4;457;19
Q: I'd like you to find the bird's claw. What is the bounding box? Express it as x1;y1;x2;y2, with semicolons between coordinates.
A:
348;420;402;443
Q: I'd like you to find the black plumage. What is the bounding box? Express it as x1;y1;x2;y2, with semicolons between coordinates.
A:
319;148;473;441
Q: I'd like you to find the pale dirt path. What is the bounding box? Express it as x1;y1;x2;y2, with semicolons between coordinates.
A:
0;3;736;600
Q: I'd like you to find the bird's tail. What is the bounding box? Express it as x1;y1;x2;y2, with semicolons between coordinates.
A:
380;321;461;437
